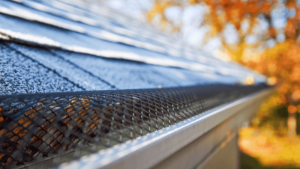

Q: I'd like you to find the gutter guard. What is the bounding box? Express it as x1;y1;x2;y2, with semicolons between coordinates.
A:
0;84;271;168
60;87;273;169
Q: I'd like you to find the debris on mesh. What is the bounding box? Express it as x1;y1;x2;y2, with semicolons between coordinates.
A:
0;84;268;168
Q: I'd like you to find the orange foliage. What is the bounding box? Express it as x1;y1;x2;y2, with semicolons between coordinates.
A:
148;0;300;134
288;105;297;114
239;127;300;167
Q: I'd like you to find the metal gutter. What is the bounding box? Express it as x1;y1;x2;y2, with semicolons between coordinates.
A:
58;88;273;169
0;84;269;168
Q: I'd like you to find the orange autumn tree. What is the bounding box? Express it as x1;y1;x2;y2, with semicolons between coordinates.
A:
148;0;300;136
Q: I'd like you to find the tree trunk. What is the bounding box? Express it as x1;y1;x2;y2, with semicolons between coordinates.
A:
288;110;297;137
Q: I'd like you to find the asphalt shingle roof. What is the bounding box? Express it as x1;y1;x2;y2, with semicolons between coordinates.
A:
0;0;267;95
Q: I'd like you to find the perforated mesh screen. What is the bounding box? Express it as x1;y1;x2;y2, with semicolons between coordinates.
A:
0;84;268;168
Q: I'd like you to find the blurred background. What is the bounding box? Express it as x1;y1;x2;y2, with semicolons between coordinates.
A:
86;0;300;168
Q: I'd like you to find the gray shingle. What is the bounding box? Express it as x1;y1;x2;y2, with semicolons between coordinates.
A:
0;43;82;95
